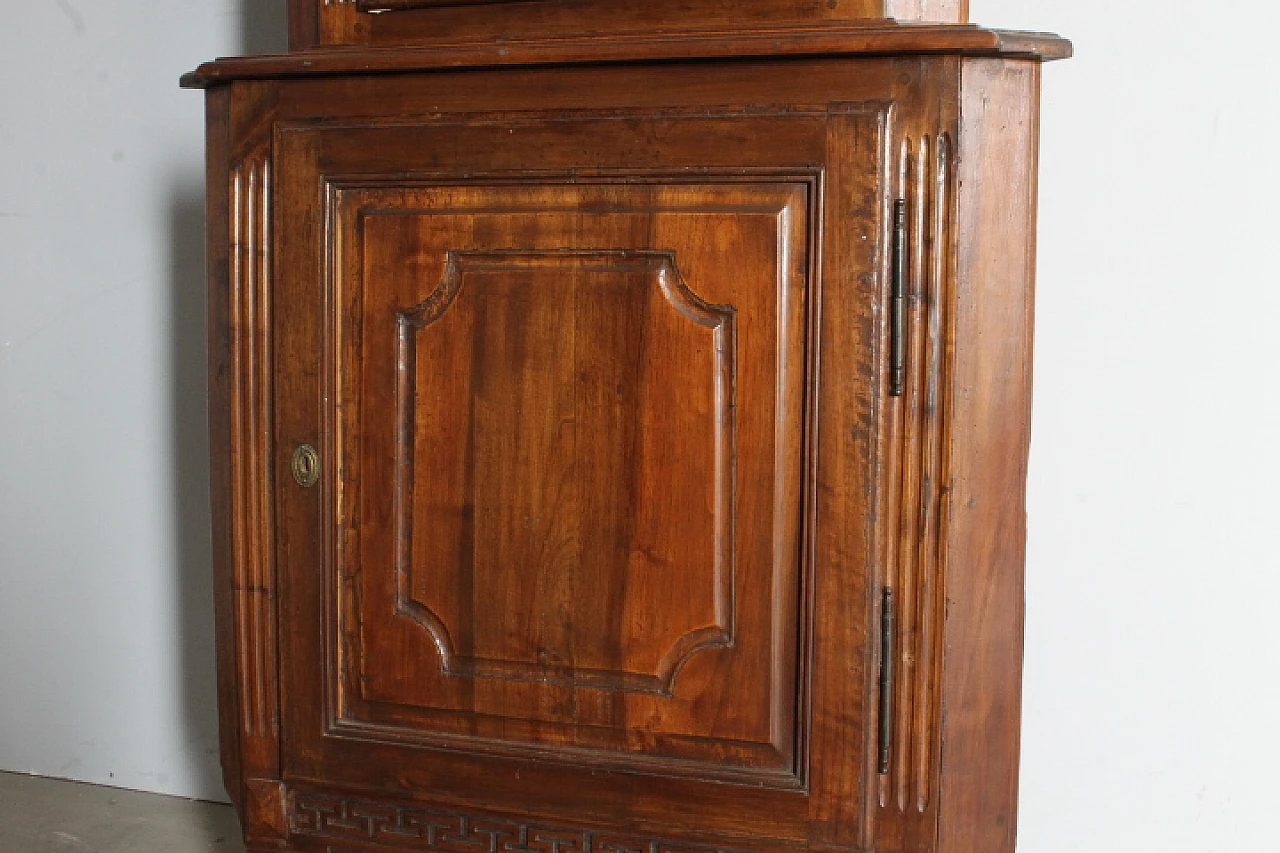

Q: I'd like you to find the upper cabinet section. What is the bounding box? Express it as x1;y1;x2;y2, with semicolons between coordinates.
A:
288;0;968;51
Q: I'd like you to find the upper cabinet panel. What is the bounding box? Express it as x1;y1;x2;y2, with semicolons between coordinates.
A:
289;0;967;50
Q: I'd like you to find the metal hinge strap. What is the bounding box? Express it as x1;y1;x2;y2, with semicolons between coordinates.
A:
878;586;896;775
890;199;907;398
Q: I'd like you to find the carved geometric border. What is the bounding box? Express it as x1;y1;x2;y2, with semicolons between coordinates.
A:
391;249;737;696
290;790;752;853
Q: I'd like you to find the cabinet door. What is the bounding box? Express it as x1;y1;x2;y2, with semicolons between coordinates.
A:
271;104;886;850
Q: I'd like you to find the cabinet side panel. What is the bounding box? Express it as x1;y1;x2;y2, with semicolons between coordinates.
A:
206;84;241;811
937;58;1041;853
226;81;289;845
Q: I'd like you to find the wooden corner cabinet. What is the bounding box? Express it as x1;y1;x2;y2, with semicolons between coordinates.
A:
185;4;1068;852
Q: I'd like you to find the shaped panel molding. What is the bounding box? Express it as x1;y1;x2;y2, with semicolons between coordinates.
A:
319;176;813;782
393;250;737;697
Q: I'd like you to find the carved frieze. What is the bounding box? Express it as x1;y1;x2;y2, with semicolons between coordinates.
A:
290;791;750;853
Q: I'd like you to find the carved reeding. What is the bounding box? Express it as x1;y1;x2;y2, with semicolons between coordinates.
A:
914;132;951;814
878;134;953;813
289;791;752;853
391;249;737;697
230;153;279;742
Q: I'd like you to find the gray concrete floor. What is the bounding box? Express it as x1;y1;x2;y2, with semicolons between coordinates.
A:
0;772;244;853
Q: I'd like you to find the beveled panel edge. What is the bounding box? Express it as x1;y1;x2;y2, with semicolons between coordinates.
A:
312;173;820;790
181;25;1071;88
324;715;805;789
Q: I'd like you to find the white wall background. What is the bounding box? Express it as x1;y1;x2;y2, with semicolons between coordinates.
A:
0;1;1276;851
0;0;288;804
972;1;1280;851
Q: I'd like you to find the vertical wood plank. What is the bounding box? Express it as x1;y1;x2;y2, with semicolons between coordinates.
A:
204;83;240;812
936;56;1042;853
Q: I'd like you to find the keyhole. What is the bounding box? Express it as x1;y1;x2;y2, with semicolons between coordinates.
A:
292;444;320;488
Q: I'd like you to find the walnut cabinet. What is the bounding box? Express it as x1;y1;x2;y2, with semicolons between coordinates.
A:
185;5;1068;853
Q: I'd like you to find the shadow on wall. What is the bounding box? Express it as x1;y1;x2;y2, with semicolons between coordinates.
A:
243;0;290;55
169;184;222;801
168;0;290;804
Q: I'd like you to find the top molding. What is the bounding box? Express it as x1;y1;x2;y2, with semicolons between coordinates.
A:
184;23;1071;88
287;0;971;52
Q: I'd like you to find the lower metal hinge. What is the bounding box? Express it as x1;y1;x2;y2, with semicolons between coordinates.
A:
878;586;896;775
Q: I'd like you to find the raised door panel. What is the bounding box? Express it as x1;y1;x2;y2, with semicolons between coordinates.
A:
267;104;886;847
331;182;807;782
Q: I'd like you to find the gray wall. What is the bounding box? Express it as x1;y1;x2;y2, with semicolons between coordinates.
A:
978;1;1280;851
0;0;287;804
1;1;1277;850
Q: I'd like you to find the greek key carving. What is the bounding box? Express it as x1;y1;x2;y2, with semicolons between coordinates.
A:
290;792;747;853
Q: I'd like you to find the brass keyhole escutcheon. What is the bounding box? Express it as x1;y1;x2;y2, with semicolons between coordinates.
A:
292;444;320;488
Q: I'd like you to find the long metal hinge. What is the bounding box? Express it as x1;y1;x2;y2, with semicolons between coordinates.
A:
878;586;896;775
890;199;907;398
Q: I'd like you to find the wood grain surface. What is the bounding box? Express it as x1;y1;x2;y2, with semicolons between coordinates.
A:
198;10;1066;850
188;24;1068;87
287;0;972;51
